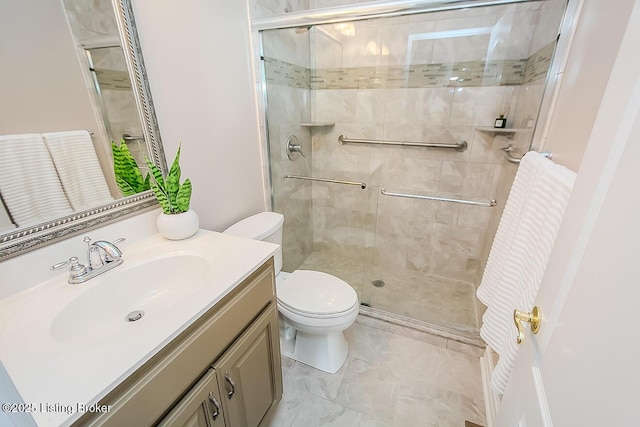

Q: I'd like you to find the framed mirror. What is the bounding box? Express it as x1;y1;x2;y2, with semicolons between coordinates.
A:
0;0;167;260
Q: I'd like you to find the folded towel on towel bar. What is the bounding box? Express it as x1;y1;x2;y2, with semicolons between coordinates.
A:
43;130;114;211
0;133;73;227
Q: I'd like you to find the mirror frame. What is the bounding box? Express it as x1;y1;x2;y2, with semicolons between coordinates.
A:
0;0;168;261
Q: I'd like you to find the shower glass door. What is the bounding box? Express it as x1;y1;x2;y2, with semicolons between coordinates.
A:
261;0;566;336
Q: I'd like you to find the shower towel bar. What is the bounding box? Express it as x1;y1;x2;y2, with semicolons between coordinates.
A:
284;174;366;189
338;135;467;151
501;145;552;164
381;187;496;207
121;134;144;142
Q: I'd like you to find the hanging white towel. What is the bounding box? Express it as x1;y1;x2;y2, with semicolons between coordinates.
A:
477;151;552;307
42;130;114;211
477;151;576;395
0;134;73;227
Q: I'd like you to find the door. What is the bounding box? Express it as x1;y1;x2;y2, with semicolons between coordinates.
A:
496;2;640;425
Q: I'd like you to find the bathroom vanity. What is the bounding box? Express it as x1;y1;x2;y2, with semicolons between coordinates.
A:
0;228;282;427
77;258;282;426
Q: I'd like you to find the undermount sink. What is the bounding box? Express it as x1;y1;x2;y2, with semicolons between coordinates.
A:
50;254;209;344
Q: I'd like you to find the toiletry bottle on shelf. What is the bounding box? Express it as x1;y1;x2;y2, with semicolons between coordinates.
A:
494;114;507;128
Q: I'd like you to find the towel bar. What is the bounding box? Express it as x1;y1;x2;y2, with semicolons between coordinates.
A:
381;188;496;207
501;145;552;164
122;134;144;142
284;175;366;189
338;135;467;151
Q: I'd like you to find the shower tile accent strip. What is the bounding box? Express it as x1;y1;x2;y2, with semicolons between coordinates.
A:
523;42;556;83
264;57;311;89
312;58;528;89
265;41;556;90
95;69;132;91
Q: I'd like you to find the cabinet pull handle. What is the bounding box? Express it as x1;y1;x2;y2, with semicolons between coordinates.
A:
224;372;236;398
208;392;221;420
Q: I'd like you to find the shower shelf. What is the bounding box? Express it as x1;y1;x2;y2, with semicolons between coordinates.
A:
475;127;532;136
299;122;335;127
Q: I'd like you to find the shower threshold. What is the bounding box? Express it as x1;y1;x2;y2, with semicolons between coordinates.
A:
359;305;484;348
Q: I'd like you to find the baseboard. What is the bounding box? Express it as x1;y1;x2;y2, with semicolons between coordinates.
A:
480;346;501;427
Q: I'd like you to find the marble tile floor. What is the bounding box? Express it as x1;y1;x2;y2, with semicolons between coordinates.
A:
264;316;486;427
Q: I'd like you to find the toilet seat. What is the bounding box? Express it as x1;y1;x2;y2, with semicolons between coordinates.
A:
277;270;359;318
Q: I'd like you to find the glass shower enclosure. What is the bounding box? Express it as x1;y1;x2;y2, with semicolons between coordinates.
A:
260;0;566;336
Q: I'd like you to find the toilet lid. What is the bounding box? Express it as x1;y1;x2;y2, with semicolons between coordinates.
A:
277;270;358;316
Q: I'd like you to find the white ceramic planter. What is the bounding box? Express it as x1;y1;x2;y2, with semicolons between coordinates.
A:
157;209;199;240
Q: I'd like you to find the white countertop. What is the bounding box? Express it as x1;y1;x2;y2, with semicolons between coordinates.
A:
0;230;278;427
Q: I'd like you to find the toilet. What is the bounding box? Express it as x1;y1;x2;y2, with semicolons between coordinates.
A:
223;212;359;373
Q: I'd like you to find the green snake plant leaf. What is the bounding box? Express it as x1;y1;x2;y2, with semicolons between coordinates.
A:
176;179;192;212
142;172;151;191
115;176;136;197
112;141;150;195
150;180;172;214
146;157;166;191
166;145;182;209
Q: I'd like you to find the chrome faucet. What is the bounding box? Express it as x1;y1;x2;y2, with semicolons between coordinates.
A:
86;237;123;269
51;236;125;284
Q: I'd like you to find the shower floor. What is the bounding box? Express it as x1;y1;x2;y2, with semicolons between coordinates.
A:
296;247;480;334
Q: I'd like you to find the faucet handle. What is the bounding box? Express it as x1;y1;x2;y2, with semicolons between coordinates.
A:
51;256;88;277
113;238;125;245
83;236;92;245
51;256;79;271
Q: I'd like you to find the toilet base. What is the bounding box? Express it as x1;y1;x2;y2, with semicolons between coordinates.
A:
280;327;349;374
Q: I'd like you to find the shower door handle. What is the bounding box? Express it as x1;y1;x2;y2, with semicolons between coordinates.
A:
514;306;542;345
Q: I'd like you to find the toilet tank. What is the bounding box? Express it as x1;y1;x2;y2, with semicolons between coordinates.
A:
222;212;284;274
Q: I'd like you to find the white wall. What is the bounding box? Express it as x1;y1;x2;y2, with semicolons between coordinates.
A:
131;0;266;232
540;0;636;171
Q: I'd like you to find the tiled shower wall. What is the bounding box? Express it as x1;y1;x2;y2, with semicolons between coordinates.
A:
261;0;565;331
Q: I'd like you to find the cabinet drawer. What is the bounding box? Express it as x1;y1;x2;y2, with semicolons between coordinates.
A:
79;258;275;427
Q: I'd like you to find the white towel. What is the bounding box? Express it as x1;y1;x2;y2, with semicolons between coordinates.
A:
42;130;114;211
477;151;576;395
0;134;73;227
477;152;552;307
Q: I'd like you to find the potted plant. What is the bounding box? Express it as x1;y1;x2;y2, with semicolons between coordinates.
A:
146;144;199;240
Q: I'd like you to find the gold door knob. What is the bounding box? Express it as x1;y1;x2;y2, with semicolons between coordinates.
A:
513;306;542;345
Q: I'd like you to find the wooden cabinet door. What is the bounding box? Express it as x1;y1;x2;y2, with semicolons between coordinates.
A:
159;368;225;427
214;305;282;427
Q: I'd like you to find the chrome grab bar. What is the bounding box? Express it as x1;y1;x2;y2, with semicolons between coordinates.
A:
501;145;553;164
338;135;468;152
284;175;366;189
381;188;496;207
121;133;144;142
